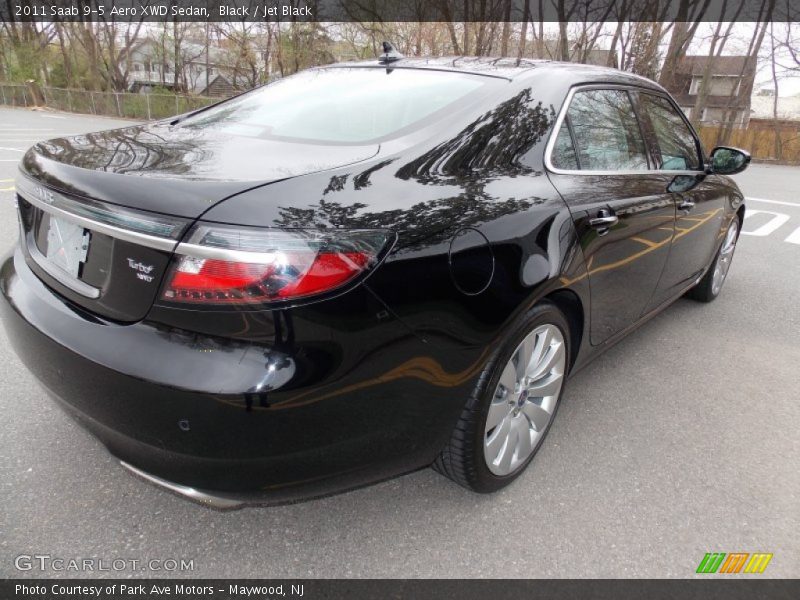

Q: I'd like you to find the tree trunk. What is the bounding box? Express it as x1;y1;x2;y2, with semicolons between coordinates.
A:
535;0;544;58
173;20;181;92
516;0;531;61
607;20;625;68
557;0;570;61
55;22;72;87
659;19;688;91
500;0;512;57
769;22;783;161
82;23;101;91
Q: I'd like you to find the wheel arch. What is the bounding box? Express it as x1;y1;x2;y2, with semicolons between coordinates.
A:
543;288;584;374
736;203;746;231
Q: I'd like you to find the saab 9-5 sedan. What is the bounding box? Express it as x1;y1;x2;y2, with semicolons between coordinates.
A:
1;52;749;508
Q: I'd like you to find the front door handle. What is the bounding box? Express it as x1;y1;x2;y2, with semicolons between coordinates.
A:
678;199;696;212
589;210;619;235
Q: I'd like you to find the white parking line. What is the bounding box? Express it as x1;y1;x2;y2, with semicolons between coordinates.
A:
746;197;800;208
785;228;800;245
741;210;791;237
0;147;24;152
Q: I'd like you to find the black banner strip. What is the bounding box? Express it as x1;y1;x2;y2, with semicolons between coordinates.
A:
0;0;796;23
2;579;800;600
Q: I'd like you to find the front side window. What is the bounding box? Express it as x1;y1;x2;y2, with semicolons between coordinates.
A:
555;89;648;172
641;94;702;170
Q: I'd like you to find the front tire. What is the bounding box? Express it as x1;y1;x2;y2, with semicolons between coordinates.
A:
687;218;740;302
433;302;570;492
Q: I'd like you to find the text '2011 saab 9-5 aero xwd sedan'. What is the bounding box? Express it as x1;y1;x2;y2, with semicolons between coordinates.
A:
1;50;750;509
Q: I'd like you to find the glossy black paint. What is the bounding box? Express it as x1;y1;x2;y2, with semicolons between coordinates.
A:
0;58;745;502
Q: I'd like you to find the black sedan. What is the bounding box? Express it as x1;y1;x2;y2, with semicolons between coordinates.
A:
1;54;749;508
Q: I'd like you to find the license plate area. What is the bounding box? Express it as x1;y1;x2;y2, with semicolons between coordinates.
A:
24;208;101;299
41;214;91;279
16;187;179;321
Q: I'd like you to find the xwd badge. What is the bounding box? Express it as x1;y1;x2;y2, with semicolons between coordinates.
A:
127;258;155;283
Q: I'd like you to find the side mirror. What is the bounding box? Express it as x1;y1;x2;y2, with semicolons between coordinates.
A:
708;146;751;175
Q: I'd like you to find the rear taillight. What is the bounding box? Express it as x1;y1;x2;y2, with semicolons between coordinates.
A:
162;224;392;305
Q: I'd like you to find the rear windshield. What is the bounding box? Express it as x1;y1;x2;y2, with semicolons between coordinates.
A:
178;68;488;144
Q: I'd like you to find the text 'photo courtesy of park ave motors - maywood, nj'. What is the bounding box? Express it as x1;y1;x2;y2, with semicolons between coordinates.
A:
0;0;798;598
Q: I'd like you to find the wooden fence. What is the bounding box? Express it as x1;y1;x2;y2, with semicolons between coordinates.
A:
697;121;800;165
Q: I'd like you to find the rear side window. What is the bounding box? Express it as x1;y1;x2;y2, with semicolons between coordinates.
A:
551;125;579;170
178;68;487;144
640;94;702;170
552;89;648;171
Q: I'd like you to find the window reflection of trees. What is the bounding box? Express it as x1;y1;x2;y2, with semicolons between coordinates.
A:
641;94;700;170
275;89;556;251
568;90;648;171
34;127;210;176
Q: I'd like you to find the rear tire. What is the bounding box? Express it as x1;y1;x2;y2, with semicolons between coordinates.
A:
433;301;570;492
687;218;740;303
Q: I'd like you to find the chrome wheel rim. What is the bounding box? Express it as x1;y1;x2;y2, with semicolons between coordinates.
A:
711;220;739;296
484;324;566;476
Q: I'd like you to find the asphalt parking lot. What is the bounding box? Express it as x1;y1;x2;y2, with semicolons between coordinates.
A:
0;107;797;578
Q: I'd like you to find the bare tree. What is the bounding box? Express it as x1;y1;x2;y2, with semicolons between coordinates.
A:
658;0;712;91
715;1;774;144
685;0;755;130
97;16;145;91
0;16;55;83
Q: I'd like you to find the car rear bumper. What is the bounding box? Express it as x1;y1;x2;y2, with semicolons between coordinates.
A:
1;248;476;505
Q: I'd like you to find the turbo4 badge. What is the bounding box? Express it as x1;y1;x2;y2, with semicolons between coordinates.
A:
127;258;155;283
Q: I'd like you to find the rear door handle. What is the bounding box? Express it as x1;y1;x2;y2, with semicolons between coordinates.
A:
678;199;696;212
589;210;619;235
589;215;619;227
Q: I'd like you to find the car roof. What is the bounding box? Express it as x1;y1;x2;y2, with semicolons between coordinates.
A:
321;57;666;92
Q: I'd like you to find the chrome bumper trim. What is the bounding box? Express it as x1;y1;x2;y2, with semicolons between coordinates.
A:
119;461;245;510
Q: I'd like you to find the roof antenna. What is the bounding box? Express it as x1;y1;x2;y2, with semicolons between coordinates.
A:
378;41;404;64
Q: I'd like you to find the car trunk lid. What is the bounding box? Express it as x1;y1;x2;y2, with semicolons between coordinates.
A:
16;125;379;322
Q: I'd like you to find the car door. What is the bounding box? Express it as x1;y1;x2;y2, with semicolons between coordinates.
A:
637;92;728;310
546;86;676;346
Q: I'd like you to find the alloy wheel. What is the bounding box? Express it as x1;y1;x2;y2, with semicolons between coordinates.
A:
483;324;566;476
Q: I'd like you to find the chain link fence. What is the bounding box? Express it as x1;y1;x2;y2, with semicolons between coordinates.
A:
0;83;32;107
0;83;219;120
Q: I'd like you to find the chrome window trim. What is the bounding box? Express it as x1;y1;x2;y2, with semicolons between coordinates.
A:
15;175;180;253
544;84;706;178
